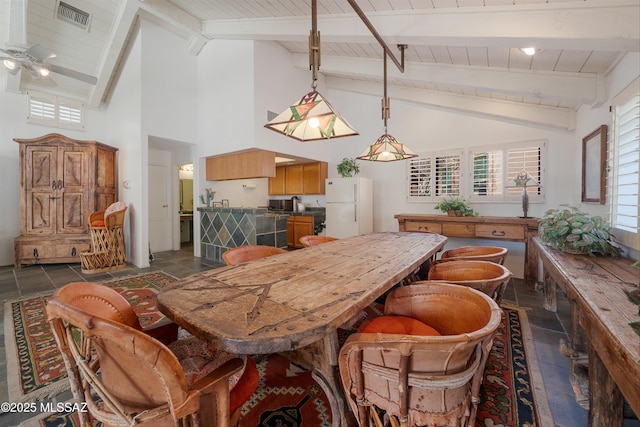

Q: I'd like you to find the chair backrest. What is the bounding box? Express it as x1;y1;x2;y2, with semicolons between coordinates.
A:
53;281;142;329
339;283;501;427
299;235;338;247
427;260;512;303
46;294;198;426
222;245;287;265
89;201;127;229
440;245;508;265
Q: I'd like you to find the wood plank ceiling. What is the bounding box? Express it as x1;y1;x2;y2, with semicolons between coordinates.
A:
1;0;638;130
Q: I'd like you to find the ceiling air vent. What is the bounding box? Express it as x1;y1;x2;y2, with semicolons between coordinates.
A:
56;2;90;30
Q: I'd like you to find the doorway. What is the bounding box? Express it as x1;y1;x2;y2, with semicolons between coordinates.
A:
179;164;194;248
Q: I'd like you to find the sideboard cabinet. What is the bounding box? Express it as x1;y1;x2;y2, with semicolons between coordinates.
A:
14;134;118;268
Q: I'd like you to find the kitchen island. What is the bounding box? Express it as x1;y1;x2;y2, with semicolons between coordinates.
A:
199;207;289;263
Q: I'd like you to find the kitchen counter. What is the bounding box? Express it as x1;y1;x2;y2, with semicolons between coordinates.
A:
198;206;289;262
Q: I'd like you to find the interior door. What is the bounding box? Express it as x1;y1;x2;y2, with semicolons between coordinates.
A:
149;164;172;252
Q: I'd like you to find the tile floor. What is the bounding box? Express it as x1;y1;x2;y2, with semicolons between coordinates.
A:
0;245;637;427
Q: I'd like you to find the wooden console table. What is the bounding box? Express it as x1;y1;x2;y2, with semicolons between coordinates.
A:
395;214;539;288
534;237;639;426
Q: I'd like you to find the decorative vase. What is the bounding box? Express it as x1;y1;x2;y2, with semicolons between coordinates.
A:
448;210;463;217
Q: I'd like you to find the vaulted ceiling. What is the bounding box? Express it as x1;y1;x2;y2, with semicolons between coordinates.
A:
1;0;638;130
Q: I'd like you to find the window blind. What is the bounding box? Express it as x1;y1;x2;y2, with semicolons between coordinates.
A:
610;93;639;235
27;91;85;129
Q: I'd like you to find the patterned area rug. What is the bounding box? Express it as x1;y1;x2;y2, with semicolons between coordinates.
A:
3;272;178;403
23;304;554;427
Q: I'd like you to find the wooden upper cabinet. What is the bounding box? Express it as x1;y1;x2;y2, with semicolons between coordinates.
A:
268;162;328;195
302;162;328;194
206;149;276;181
269;165;286;195
285;164;304;194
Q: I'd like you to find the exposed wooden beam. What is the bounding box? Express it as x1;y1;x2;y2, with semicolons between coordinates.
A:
326;76;576;131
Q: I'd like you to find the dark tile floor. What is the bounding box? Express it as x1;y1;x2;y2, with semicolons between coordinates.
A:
0;246;637;426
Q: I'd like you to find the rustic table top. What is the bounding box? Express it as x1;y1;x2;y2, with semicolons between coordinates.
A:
157;232;447;354
533;238;640;415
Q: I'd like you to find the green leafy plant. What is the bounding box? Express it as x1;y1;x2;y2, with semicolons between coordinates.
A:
539;204;622;256
434;197;479;217
337;158;360;178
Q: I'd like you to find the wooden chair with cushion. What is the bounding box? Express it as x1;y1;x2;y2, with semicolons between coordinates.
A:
46;282;259;427
426;259;513;304
439;245;508;265
80;201;128;274
222;244;287;265
299;235;338;247
339;283;501;427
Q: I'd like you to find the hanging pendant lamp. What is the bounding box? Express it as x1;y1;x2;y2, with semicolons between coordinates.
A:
357;51;417;162
264;0;358;142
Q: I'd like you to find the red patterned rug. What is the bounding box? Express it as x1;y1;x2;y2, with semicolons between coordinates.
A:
3;272;178;403
18;303;553;427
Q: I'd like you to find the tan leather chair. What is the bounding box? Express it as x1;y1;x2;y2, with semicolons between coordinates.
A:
339;283;501;427
426;260;513;304
46;282;258;427
299;235;338;247
222;245;287;265
439;245;508;265
80;201;127;274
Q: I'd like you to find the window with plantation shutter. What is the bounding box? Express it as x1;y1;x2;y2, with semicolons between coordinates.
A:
27;91;85;129
407;150;462;201
467;140;545;202
609;83;639;250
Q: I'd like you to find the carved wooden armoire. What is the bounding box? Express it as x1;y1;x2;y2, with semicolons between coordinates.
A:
14;133;118;268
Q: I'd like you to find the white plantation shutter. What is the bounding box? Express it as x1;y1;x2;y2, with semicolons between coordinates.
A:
435;153;461;197
407;150;462;201
471;149;503;198
27;91;84;129
506;144;543;200
609;89;639;249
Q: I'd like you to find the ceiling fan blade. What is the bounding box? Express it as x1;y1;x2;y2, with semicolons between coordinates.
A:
24;44;56;60
49;64;97;85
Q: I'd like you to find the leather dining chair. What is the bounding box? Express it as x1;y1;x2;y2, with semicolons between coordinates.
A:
439;245;508;265
339;282;501;427
299;235;339;247
222;244;287;265
80;201;128;274
46;282;258;427
426;259;513;304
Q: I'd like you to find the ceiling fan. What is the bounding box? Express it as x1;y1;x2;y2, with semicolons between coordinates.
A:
0;43;97;85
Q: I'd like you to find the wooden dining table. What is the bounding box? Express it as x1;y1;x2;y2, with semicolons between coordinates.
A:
157;231;448;427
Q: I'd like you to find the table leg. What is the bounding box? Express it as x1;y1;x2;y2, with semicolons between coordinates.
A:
542;269;557;312
284;331;348;427
588;343;624;426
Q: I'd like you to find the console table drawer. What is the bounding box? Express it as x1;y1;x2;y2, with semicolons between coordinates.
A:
475;224;524;240
442;223;475;238
404;221;442;234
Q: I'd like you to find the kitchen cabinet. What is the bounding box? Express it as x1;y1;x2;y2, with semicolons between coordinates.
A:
14;133;118;268
269;162;328;195
287;216;314;248
206;149;276;181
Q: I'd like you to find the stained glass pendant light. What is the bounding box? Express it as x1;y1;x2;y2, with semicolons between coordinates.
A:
264;0;358;141
357;51;417;162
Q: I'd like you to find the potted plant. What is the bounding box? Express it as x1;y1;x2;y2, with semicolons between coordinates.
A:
434;197;479;217
539;204;622;256
337;158;360;178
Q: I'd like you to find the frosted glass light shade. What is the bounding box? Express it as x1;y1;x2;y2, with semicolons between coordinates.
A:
357;133;417;162
265;91;358;141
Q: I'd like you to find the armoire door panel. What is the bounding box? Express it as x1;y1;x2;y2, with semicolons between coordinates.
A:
26;146;56;190
58;192;85;233
27;192;55;234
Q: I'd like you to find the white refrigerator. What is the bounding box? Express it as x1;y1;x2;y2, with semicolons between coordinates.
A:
325;177;373;238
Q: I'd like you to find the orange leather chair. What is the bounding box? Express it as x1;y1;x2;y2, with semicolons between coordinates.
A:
222;245;287;265
339;283;501;427
46;282;258;427
80;201;127;274
299;235;339;247
439;245;508;265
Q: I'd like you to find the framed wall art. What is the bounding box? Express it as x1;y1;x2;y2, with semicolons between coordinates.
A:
581;124;607;204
